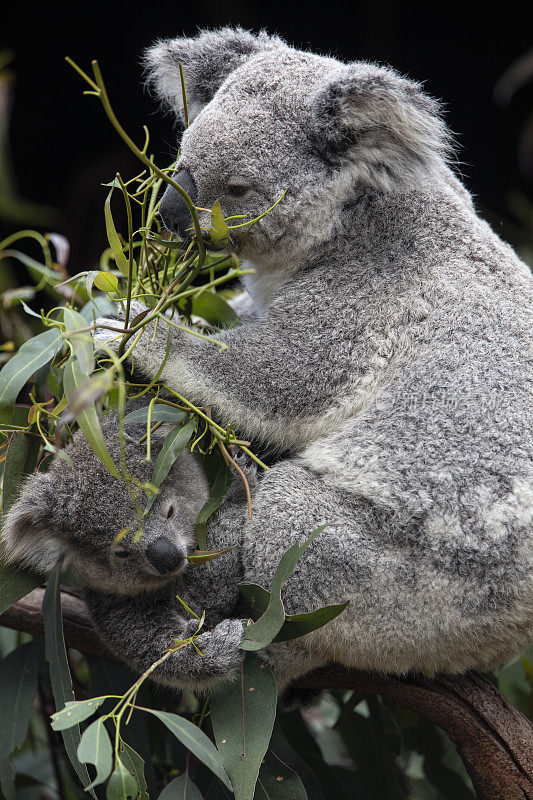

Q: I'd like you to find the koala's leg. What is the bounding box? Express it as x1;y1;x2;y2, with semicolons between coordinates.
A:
84;587;244;691
237;458;533;680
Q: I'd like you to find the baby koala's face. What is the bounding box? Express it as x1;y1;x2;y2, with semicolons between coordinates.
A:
1;418;209;594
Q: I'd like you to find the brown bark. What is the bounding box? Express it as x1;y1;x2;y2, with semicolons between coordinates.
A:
1;589;532;800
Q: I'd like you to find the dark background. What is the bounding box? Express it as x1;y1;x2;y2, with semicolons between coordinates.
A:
3;0;533;271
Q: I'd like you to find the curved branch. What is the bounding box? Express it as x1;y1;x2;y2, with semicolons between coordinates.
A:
1;589;532;800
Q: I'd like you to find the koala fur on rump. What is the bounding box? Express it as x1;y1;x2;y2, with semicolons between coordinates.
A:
3;27;533;692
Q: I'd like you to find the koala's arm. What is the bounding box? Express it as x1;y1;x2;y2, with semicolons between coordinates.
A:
84;587;244;690
96;292;347;449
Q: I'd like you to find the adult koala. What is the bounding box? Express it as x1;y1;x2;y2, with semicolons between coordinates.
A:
7;28;532;688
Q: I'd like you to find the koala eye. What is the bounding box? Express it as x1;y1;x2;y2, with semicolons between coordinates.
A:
226;182;251;199
114;549;132;559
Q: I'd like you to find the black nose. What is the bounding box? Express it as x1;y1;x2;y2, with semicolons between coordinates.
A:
159;168;198;237
145;536;186;575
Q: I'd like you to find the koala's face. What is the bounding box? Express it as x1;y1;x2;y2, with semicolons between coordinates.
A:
158;47;336;269
149;29;449;275
1;421;209;594
163;50;335;261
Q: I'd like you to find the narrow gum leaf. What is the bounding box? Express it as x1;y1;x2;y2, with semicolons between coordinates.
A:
210;655;277;800
63;358;119;478
0;328;63;425
104;187;130;277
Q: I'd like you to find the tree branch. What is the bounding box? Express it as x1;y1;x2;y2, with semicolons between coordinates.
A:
1;589;532;800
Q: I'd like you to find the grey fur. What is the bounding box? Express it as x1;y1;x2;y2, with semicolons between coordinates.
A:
3;28;533;692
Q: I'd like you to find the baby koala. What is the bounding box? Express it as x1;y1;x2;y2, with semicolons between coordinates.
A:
1;412;246;691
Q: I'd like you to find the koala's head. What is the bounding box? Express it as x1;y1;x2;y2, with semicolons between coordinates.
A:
1;415;208;594
145;28;451;271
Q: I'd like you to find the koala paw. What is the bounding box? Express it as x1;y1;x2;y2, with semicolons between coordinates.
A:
192;618;245;675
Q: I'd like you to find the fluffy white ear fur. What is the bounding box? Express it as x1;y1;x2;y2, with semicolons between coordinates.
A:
143;27;283;123
310;63;453;190
1;473;64;573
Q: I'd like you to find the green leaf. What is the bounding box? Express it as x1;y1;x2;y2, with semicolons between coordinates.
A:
210;655;277;800
145;420;196;513
105;187;130;277
63;307;95;375
189;292;238;328
238;584;270;621
106;754;139;800
194;461;231;550
51;697;106;730
0;430;43;615
158;773;203;800
209;200;230;246
0;328;63;425
254;751;307;800
0;561;40;616
124;404;186;426
241;526;327;651
186;546;235;565
273;603;349;643
94;271;120;293
1;429;41;527
63;358;119;478
43;562;94;794
78;717;113;790
0;641;41;800
120;743;149;800
239;585;348;643
142;709;231;790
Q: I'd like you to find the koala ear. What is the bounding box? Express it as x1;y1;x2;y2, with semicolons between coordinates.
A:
1;473;65;573
310;63;452;190
144;27;283;123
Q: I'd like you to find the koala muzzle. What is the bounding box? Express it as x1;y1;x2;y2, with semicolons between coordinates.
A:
145;536;186;575
159;169;198;237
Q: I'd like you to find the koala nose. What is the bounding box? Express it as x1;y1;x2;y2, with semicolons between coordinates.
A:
145;536;186;575
159;169;198;237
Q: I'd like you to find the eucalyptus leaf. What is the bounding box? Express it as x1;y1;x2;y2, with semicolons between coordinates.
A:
241;526;327;651
124;404;186;426
63;307;95;374
0;641;41;800
158;773;203;800
273;603;349;643
51;697;106;731
77;718;113;790
210;655;276;800
63;358;119;478
106;754;139;800
94;271;120;293
186;546;235;565
209;200;230;246
145;420;196;512
254;751;307;800
0;428;41;526
105;187;129;277
120;743;149;800
194;461;231;550
238;584;270;621
189;293;238;328
142;709;231;790
0;561;40;617
43;562;94;794
0;328;63;424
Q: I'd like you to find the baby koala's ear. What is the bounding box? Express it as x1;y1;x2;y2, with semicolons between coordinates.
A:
144;26;284;123
1;473;65;573
310;62;452;190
